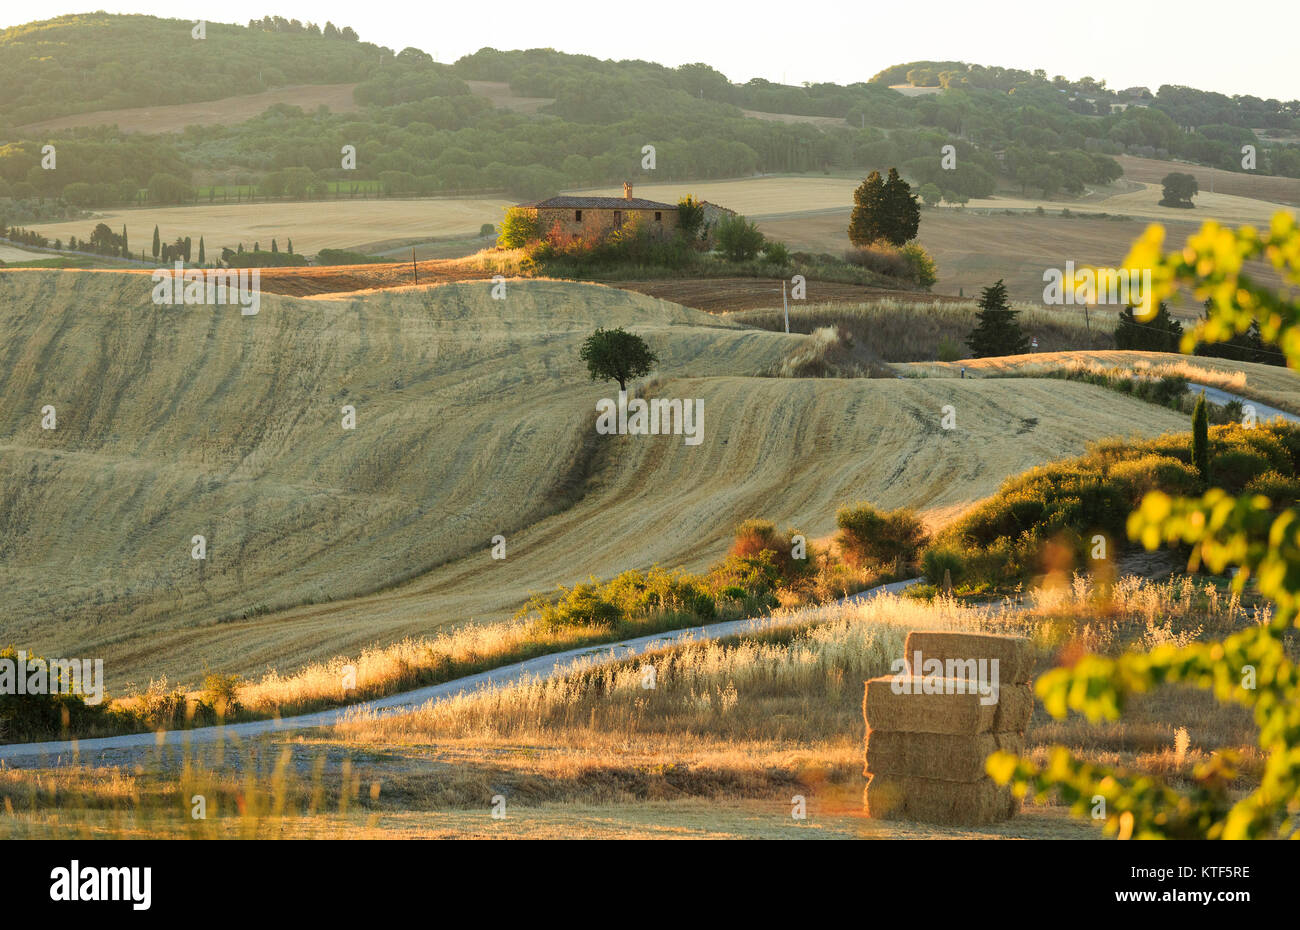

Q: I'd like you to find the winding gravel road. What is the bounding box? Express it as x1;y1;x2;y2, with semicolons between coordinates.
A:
0;578;920;765
1186;382;1299;424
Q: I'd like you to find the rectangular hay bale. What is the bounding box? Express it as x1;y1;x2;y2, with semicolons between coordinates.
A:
904;631;1035;684
863;676;1005;735
864;730;1025;781
863;773;1019;826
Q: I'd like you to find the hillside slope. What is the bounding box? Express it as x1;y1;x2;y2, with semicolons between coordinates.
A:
0;272;1189;686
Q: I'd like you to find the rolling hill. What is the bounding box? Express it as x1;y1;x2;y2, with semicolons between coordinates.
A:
0;270;1193;687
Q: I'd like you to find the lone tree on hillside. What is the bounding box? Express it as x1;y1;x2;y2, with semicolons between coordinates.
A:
580;328;658;392
1114;301;1183;351
966;279;1028;357
1192;393;1210;484
151;225;160;260
1159;172;1198;208
849;168;920;246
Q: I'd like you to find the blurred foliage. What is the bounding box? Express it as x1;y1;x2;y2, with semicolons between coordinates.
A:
989;212;1300;838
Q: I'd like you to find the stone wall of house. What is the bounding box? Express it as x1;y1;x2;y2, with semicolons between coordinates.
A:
534;206;679;240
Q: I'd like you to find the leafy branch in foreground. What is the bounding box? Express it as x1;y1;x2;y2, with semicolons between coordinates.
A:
988;211;1300;839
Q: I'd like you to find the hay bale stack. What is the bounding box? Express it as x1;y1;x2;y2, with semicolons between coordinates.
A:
863;631;1033;826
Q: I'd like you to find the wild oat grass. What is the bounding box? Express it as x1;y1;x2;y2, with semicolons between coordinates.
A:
333;593;1005;745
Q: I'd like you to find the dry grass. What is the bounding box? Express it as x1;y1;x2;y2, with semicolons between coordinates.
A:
13;83;362;135
727;298;1110;362
901;350;1300;414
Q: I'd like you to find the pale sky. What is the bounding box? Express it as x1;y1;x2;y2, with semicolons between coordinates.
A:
7;1;1300;102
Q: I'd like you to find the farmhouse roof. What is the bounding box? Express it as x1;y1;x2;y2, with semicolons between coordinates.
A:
521;195;678;210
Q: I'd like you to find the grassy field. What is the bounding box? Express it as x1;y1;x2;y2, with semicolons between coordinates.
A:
14;82;361;135
0;270;1191;690
29;198;512;258
0;579;1268;839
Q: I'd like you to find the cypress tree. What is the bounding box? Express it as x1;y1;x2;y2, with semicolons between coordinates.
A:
966;279;1028;358
198;237;205;265
287;239;293;254
121;224;128;257
881;167;920;245
1115;302;1183;351
1192;393;1210;485
151;225;160;259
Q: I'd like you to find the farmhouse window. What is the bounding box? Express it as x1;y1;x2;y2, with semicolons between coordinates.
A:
575;210;582;221
613;210;623;228
654;212;662;221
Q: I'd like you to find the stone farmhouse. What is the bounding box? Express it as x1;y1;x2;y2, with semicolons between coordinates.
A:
519;182;679;239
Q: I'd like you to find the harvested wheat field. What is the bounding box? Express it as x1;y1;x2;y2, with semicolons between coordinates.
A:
31;198;511;258
1114;155;1300;208
901;351;1300;414
0;270;1189;687
13;82;361;136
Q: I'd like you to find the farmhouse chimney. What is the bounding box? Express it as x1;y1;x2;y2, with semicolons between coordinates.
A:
623;181;632;199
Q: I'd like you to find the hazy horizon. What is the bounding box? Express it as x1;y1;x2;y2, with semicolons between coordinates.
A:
4;1;1299;102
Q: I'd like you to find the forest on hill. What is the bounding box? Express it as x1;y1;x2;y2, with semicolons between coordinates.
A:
1;15;1298;216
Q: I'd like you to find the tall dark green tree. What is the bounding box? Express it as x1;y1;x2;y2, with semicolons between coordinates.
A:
1193;300;1273;364
1192;393;1210;484
1114;302;1183;351
580;327;658;392
121;224;128;257
848;168;920;247
197;236;205;265
881;168;921;245
848;171;887;246
151;225;160;260
966;279;1029;357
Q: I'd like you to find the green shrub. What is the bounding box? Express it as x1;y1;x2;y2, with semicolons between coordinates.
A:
1244;469;1300;504
201;672;241;719
937;338;962;362
900;242;938;287
1210;449;1272;491
920;547;965;585
497;207;540;248
524;582;624;630
836;503;929;569
762;240;790;264
0;647;113;742
716;214;765;261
